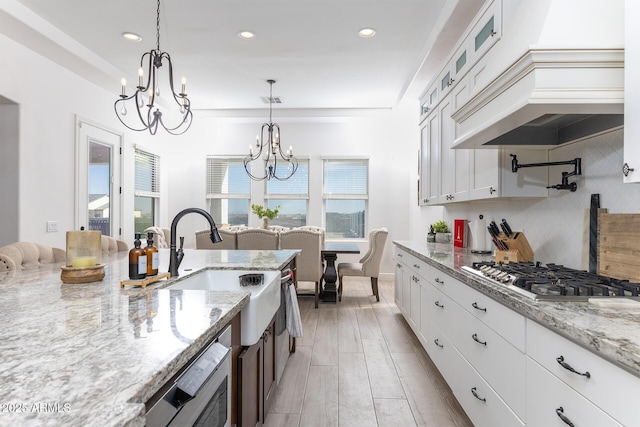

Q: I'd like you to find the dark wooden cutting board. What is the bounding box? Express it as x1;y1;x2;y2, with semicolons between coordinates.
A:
598;213;640;282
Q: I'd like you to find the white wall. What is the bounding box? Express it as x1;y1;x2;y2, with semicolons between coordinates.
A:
0;32;419;275
0;33;159;248
410;129;640;270
162;99;419;275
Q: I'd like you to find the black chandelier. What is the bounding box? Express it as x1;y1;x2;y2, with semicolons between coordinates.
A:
114;0;192;135
244;80;298;181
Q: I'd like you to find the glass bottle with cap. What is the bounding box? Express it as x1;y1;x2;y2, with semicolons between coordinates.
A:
128;233;147;280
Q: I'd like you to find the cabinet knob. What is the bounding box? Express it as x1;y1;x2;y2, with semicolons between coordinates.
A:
623;162;635;177
489;186;496;194
447;78;455;87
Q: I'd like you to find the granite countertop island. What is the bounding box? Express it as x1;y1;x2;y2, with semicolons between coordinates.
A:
393;240;640;378
0;249;298;427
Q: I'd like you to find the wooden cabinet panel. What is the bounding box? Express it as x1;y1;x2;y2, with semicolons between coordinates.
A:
238;339;263;427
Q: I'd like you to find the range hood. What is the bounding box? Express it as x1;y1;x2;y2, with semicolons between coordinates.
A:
451;0;624;149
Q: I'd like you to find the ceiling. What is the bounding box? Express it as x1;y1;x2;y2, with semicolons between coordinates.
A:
3;0;484;112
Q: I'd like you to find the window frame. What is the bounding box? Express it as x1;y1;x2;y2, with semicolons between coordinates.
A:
264;158;310;227
322;157;369;240
134;146;160;233
206;155;251;226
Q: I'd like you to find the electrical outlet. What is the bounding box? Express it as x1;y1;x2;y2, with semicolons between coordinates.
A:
46;221;59;232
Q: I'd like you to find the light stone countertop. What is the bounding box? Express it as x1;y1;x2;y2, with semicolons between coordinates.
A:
393;240;640;378
0;249;298;427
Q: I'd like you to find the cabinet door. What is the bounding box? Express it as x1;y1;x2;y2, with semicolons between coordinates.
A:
624;0;640;183
420;111;440;206
409;275;422;333
439;93;470;204
401;264;412;319
238;340;263;427
469;149;500;199
394;261;403;307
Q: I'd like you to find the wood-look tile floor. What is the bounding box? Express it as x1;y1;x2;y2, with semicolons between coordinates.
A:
265;278;473;427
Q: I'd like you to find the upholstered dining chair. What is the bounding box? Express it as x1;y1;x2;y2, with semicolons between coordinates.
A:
236;228;279;250
279;229;324;308
196;228;237;250
0;242;66;271
337;228;388;302
142;226;171;248
101;235;129;253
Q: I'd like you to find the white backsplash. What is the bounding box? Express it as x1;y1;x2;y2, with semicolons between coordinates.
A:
443;129;640;269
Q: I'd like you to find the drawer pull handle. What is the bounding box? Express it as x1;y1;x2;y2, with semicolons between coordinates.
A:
472;333;487;346
555;407;575;427
472;302;487;312
413;263;420;269
434;339;443;348
556;356;591;378
434;301;444;309
434;278;444;284
470;387;486;402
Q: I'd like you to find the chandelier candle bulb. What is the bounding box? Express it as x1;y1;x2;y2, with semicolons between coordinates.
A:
138;67;143;87
121;78;127;96
181;77;186;94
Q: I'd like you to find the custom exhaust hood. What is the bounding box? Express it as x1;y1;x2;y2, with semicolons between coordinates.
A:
451;0;624;149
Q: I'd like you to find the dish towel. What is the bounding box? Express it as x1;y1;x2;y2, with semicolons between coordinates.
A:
285;283;304;338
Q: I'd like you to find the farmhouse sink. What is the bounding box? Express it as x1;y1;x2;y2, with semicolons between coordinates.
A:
168;269;281;345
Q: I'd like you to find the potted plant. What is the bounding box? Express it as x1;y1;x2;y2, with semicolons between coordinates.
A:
251;204;280;229
432;220;451;243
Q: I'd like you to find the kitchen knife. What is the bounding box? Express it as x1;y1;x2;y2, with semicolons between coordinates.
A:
489;221;501;237
487;225;498;238
500;222;511;237
501;219;514;237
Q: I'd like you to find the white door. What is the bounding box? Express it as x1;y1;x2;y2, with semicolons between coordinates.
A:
75;117;123;237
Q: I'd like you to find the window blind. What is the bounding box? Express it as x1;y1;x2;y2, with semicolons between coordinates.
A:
323;158;368;197
206;157;250;197
266;159;309;197
134;148;160;196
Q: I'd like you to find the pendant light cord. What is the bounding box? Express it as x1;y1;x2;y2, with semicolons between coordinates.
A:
156;0;161;51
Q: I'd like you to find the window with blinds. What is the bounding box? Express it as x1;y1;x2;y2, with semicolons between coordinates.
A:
323;158;368;239
265;159;309;228
206;156;250;226
134;147;160;233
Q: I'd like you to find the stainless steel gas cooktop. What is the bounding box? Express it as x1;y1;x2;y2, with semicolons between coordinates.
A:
462;261;640;302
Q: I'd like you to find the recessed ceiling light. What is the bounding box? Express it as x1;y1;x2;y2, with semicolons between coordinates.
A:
122;32;142;42
238;30;256;40
358;28;376;38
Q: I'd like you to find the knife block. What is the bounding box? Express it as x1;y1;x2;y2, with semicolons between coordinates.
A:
494;232;534;264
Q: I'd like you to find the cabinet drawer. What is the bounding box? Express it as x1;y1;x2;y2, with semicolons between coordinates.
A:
426;323;524;427
426;282;459;332
455;279;526;352
451;301;526;420
527;320;640;427
526;358;622;427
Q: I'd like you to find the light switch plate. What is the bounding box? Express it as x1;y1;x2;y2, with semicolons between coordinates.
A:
46;221;59;232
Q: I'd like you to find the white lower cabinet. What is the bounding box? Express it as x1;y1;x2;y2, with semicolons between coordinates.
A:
526;358;622;427
426;323;524;427
394;246;640;427
527;320;640;427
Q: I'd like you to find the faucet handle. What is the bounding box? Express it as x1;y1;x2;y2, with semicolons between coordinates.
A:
179;236;184;250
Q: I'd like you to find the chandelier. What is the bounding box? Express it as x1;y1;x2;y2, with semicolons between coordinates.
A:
244;80;298;181
114;0;192;135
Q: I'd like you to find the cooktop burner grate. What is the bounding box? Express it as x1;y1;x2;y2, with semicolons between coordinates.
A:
464;261;640;301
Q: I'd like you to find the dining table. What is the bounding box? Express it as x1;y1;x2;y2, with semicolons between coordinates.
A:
320;242;360;303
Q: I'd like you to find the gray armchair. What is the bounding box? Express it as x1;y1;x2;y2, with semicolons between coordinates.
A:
337;228;388;302
236;228;279;250
196;228;237;250
280;229;323;308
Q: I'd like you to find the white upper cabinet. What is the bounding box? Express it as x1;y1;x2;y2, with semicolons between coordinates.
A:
624;0;640;183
